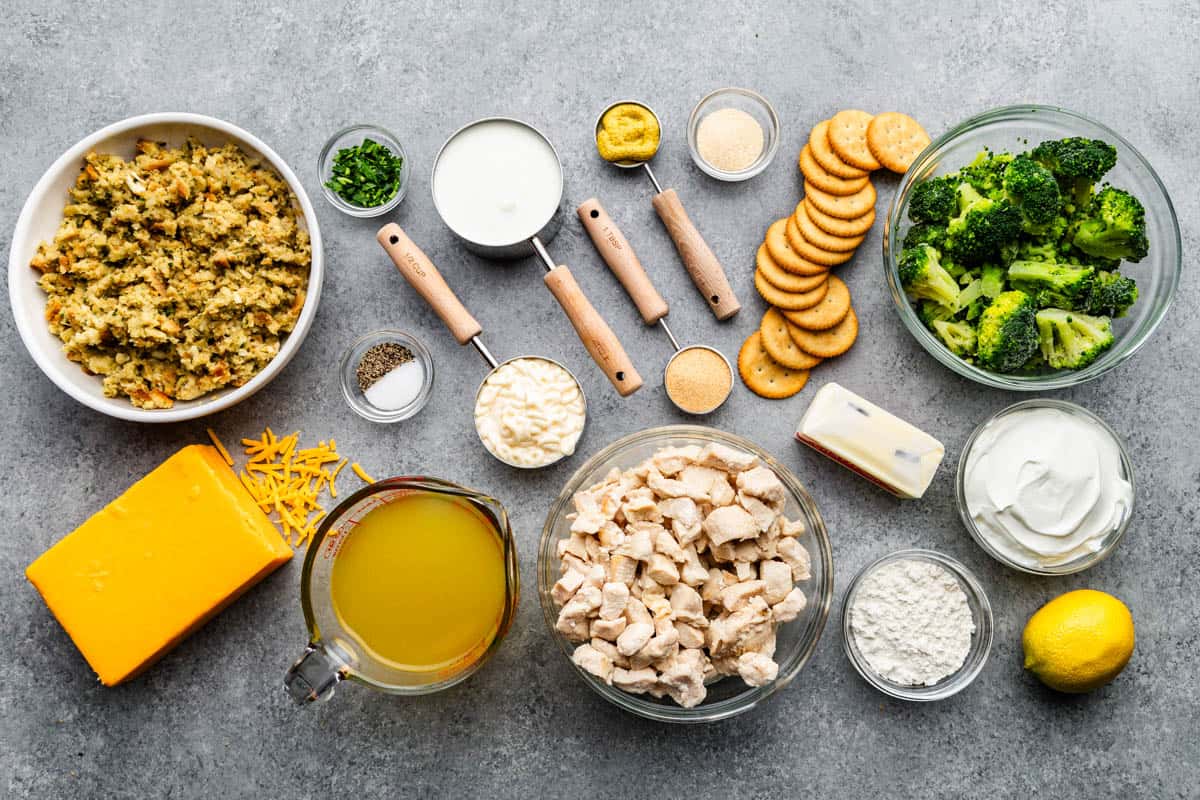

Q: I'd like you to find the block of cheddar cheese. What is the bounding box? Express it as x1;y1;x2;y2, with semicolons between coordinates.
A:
25;444;292;686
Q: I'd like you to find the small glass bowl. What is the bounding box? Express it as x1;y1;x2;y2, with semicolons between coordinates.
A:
318;125;409;218
955;399;1136;575
687;87;780;181
841;549;993;702
339;330;433;423
883;105;1181;390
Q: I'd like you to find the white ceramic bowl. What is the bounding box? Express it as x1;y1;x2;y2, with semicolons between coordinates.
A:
8;112;324;422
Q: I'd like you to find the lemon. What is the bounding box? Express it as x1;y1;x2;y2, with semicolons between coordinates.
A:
1022;589;1134;693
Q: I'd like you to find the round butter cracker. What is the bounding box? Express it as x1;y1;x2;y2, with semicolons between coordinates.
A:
738;331;810;399
798;144;870;196
756;243;829;293
793;201;864;252
788;306;859;358
866;112;931;174
764;217;828;276
782;274;851;331
828;109;882;171
760;308;824;370
804;197;876;237
809;120;869;179
786;215;855;266
754;267;828;310
805;180;876;220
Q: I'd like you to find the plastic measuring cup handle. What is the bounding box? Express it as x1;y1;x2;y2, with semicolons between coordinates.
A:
651;188;741;320
377;223;483;345
576;197;669;326
284;643;344;705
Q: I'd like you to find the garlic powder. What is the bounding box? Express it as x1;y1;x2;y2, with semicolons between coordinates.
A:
849;559;974;686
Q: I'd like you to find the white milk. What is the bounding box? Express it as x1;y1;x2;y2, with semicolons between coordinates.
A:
433;120;562;247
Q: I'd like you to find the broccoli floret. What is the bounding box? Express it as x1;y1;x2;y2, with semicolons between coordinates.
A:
1070;186;1149;263
976;290;1039;372
981;263;1007;298
899;244;960;310
908;176;960;224
1085;271;1139;318
903;222;947;252
960;150;1014;199
1035;308;1115;369
932;320;978;356
918;300;956;327
1007;259;1096;310
957;278;984;311
1031;137;1118;208
1003;155;1061;233
1016;240;1064;263
945;190;1023;264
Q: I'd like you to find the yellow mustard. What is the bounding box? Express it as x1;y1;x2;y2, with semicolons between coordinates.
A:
596;103;660;163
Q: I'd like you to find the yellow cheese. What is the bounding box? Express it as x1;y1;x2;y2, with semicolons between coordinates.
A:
25;445;292;686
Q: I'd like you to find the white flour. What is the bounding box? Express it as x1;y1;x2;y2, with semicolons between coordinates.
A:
849;559;975;686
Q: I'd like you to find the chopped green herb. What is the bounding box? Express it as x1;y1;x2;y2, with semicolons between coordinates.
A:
324;138;404;208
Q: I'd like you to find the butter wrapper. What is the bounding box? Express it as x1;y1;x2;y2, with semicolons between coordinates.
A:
795;383;944;499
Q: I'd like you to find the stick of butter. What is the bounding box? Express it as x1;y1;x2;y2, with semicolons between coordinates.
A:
795;383;944;499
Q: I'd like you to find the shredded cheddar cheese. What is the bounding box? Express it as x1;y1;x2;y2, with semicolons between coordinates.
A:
206;428;235;466
222;428;377;548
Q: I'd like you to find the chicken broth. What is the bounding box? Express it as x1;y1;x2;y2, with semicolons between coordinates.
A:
330;492;507;672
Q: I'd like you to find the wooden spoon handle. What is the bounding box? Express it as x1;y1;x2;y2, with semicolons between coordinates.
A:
651;188;741;320
576;197;669;326
542;265;643;396
376;223;481;345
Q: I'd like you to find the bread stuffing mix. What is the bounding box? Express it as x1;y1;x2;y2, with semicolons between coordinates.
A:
553;442;811;707
30;138;311;408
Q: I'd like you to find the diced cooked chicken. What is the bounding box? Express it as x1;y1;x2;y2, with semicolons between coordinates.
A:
708;541;736;563
733;541;760;563
646;469;692;500
597;520;625;549
679;545;709;587
607;554;638;586
709;476;735;507
644;592;673;621
669;583;706;626
755;526;779;560
646;553;680;585
702;505;759;546
698;443;758;472
678;465;723;503
599;582;630;620
780;517;806;538
734;561;755;582
736;466;787;508
555;613;590;642
776;537;812;581
759;559;793;605
615;527;654;562
719;579;766;612
642;617;680;660
658;648;708;708
563;533;589;559
771;587;807;622
589;637;621;662
570;511;606;535
624;596;652;626
582;563;607;589
651;445;702;476
658;496;704;546
620;487;662;523
674;621;705;649
551;570;585;605
700;568;727;605
560;552;589;576
736;652;779;687
737;492;778;533
590;616;627;641
611;667;658;694
616;622;655;656
707;597;772;656
572;643;614;683
653;528;686;563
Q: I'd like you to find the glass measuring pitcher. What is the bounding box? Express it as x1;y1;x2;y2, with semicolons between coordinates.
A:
284;477;519;704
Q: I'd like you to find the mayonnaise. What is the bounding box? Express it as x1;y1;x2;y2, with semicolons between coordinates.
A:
473;358;585;468
963;406;1132;569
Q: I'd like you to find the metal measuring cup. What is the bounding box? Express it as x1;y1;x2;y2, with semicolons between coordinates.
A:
595;100;741;321
377;223;586;469
576;198;733;415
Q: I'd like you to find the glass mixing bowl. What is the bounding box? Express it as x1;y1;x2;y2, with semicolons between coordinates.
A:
537;426;833;723
883;105;1181;390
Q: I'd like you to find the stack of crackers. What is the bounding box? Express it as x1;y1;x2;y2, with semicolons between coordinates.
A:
740;110;930;400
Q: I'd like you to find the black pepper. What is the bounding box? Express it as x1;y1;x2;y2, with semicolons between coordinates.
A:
356;343;414;392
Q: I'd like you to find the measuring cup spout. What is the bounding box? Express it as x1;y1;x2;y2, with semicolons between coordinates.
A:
284;643;344;705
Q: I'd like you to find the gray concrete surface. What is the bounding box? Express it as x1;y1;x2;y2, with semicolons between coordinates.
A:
2;1;1197;797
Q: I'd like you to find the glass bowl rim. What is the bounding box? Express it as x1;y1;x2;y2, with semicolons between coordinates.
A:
338;329;435;423
840;547;994;702
537;424;834;723
686;87;781;181
882;103;1182;390
318;123;409;218
954;398;1136;575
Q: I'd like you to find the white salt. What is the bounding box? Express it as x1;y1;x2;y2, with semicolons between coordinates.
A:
364;360;426;410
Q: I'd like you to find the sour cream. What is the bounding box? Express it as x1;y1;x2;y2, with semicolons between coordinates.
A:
474;358;585;468
963;406;1132;569
433;119;562;247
